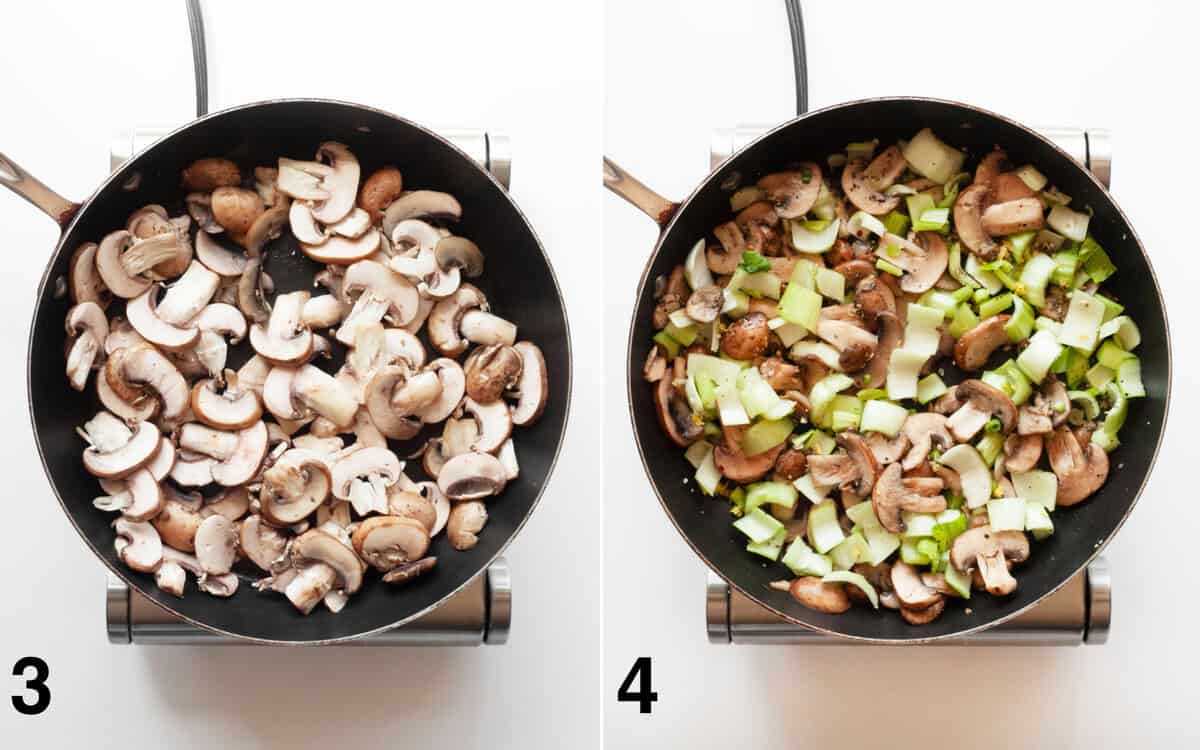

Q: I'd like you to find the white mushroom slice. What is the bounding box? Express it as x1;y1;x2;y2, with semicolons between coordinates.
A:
64;301;109;391
341;259;420;326
212;421;269;487
194;230;246;276
114;518;163;572
292;364;359;429
283;563;337;614
416;481;451;537
242;205;289;259
302;295;344;328
81;419;160;479
301;228;381;265
155;261;219;325
192;303;247;377
428;284;486;357
497;438;520;480
335;295;389;349
414;359;466;424
292;435;344;455
144;437;176;481
126;204;170;238
186;192;221;235
421;265;461;299
331;207;371;238
387;220;442;276
402;295;435;335
262;367;310;421
460;310;517;347
330;446;402;516
126;287;201;351
364;366;423;440
111;468;164;522
79;411;132;452
96;230;153;299
120;232;187;280
103;317;148;354
309;142;360;224
442;417;480;459
159;547;240;597
239;515;289;572
237;355;271;396
437;452;509;501
190;378;262;430
381;191;463;240
169;452;215;487
289;200;329;245
276;157;333;201
462;397;513;454
290;529;366;594
194;515;237;575
511;341;549;426
69;242;110;307
107;345;189;420
202;486;251;521
324;589;350;614
178;423;239;461
385;329;426;370
261;448;332;525
446;500;488;551
351;516;430;572
155;561;186;597
249;290;313;365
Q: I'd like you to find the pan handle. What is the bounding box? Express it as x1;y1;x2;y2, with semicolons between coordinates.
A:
0;151;80;227
603;157;678;227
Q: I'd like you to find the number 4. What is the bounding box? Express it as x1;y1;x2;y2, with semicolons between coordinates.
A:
616;657;658;714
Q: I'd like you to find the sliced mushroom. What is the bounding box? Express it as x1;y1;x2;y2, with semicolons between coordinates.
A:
787;576;852;614
308;142;359;224
194;514;237;575
654;371;702;448
382;557;438;586
292;364;359;429
290;529;366;595
64;302;109;391
685;285;724;325
871;463;947;533
330;446;402;516
289;200;328;245
381;190;463;240
96;230;153;299
190;378;262;430
260;448;332;525
1045;427;1109;506
125;286;201;351
461;397;513;454
340;259;420;327
757;165;823;218
901;413;953;471
413;358;467;424
862;311;901;389
69;242;111;307
238;514;288;572
435;236;484;279
428;284;486;357
351;516;430;572
106;345;189;420
900;597;946;625
817;317;878;372
460;310;517;348
152;497;204;552
713;425;784;483
364;366;426;439
841;146;905;215
446;500;488;551
79;414;160;479
953;183;1001;260
437;452;509;501
302;295;344;328
1004;433;1043;474
261;367;311;422
180;421;268;487
890;561;942;610
98;468;163;522
980;197;1044;236
155;561;186;597
114;518;163;572
900;231;949;294
865;432;909;466
194;230;247;277
949;525;1030;596
946;379;1017;442
509;342;548;426
249;290;314;365
301;228;381;265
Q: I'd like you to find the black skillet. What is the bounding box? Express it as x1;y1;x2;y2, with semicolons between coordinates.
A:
604;96;1170;642
1;98;570;644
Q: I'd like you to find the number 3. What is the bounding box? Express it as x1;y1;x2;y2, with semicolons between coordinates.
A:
12;656;50;715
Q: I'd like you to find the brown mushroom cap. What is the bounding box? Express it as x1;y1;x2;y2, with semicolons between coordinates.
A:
1004;433;1043;473
447;500;489;551
862;311;901;389
182;158;241;192
953;183;1001;260
685;285;724;324
946;379;1018;442
756;165;823;219
841;147;905;215
954;314;1011;371
358;166;404;222
787;576;852;614
949;525;1030;596
900;596;946;625
1045;427;1109;506
721;312;771;361
871;463;947;533
211;187;264;236
351;515;431;572
464;344;523;404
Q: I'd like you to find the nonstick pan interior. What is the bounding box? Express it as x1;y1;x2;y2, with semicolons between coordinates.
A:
627;97;1169;641
30;99;570;643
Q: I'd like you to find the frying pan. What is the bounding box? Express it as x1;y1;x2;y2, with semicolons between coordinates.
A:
1;97;570;644
604;95;1171;642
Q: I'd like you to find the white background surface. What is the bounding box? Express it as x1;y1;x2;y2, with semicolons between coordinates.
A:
0;1;601;748
605;1;1195;748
